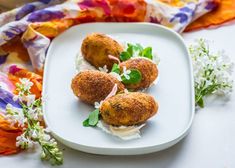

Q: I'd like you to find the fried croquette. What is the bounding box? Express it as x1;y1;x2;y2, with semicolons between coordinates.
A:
81;33;123;70
120;58;158;90
71;70;125;105
100;92;158;126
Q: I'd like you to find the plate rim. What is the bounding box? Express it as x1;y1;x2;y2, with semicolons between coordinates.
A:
42;22;195;155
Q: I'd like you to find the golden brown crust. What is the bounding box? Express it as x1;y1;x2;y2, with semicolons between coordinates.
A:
71;70;125;105
120;58;158;90
81;33;123;70
100;92;158;126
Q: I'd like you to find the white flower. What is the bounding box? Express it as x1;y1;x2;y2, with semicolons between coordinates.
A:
19;78;33;91
30;130;38;139
5;104;26;127
190;39;233;107
109;72;122;81
94;101;103;109
6;103;13;110
28;107;38;120
43;134;51;141
13;95;19;102
26;95;36;106
122;66;131;80
16;134;34;149
98;65;108;73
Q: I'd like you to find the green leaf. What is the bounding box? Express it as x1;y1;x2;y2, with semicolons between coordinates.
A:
197;97;204;108
88;109;100;126
83;118;90;127
135;43;144;51
120;51;131;61
120;43;153;61
128;43;144;55
121;69;142;84
111;63;120;74
141;47;153;60
127;43;134;56
83;109;100;127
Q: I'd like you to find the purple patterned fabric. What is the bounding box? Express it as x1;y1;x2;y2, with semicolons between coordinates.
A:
0;88;21;110
170;13;189;24
15;4;36;20
0;54;8;65
39;0;52;4
27;9;65;22
149;16;161;24
78;0;111;15
205;1;218;10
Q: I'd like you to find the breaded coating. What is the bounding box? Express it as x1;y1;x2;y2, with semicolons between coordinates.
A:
100;92;158;126
71;70;125;105
120;58;158;90
81;33;123;70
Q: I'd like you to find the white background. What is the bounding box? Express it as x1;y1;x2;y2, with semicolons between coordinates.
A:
1;24;235;168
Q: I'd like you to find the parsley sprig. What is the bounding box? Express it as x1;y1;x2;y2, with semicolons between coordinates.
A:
120;43;153;61
83;109;100;127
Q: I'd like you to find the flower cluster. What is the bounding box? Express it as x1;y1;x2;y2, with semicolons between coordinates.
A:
98;65;108;73
94;101;103;109
5;104;26;127
190;39;234;107
109;66;131;81
5;78;63;165
122;67;131;80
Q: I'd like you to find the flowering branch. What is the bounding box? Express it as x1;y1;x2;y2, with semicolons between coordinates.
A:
5;78;63;165
190;39;234;108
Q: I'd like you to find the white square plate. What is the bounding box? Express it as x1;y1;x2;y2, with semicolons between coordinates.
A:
43;23;194;155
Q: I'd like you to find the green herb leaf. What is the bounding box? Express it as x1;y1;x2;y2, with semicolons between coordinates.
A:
83;109;100;127
120;43;153;61
135;43;144;51
127;43;134;56
128;43;142;55
111;63;120;74
121;69;142;84
83;118;90;127
120;51;131;61
88;109;100;126
141;47;153;60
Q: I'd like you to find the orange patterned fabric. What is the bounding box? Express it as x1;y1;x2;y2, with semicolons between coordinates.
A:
106;0;147;22
185;0;235;31
30;20;74;38
1;37;30;63
158;0;199;7
0;114;22;155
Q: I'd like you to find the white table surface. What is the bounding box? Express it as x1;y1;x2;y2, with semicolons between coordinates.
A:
1;24;235;168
